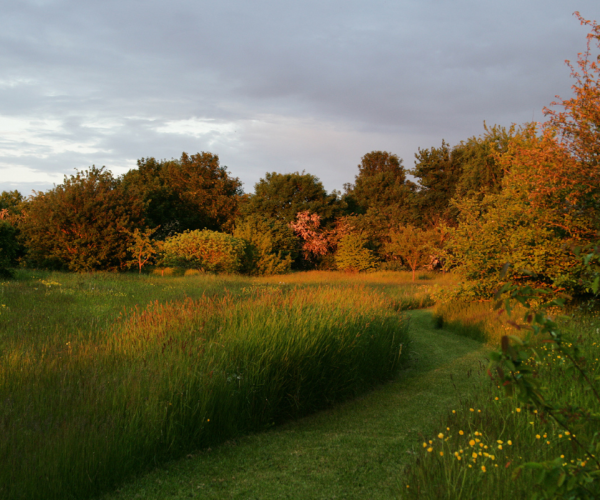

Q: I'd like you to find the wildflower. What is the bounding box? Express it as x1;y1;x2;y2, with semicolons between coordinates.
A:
516;408;521;413
472;452;478;459
469;440;475;446
440;452;444;456
423;443;427;448
536;435;541;439
452;410;456;413
459;430;464;435
559;434;563;439
438;433;444;439
497;440;503;444
495;397;499;401
470;408;474;412
427;447;433;453
498;445;503;450
481;466;486;472
507;440;512;446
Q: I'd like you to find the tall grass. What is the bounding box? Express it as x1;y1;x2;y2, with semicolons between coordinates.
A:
0;284;409;500
401;313;600;498
432;300;528;344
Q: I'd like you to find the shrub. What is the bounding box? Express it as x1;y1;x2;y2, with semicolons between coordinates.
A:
233;215;297;275
335;233;377;272
18;167;144;272
162;229;246;273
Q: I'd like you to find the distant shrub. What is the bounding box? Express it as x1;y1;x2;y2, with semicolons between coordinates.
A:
233;215;298;275
151;267;181;276
334;233;377;272
163;230;246;274
183;269;202;277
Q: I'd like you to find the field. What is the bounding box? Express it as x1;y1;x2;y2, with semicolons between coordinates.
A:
1;270;598;499
0;270;430;500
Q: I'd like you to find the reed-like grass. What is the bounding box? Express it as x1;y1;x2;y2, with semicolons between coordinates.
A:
401;314;600;498
0;283;409;500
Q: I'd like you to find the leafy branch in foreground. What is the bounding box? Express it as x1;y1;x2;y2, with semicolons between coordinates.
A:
488;246;600;498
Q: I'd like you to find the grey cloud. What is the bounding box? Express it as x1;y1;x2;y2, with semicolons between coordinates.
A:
0;0;598;194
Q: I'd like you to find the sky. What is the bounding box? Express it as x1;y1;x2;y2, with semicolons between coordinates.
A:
0;0;598;196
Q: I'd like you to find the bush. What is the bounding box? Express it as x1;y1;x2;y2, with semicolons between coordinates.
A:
233;215;298;275
162;229;246;273
335;233;377;272
18;167;144;272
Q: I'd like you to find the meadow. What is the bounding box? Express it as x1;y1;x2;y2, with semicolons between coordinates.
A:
0;270;430;500
2;270;597;499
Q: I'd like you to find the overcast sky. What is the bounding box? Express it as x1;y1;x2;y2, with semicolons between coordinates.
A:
0;0;598;196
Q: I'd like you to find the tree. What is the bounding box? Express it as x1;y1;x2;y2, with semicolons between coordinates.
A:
0;190;24;216
19;167;144;271
289;211;330;262
124;227;162;274
411;140;462;226
385;225;435;281
241;171;343;224
453;123;519;199
233;215;298;275
122;152;243;236
344;151;416;224
334;233;377;272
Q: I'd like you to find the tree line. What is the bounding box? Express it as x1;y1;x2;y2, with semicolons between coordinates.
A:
1;14;598;298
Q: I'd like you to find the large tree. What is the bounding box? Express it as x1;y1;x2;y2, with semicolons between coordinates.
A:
122;152;243;237
19;167;144;271
241;171;343;224
344;151;416;224
447;14;600;297
411;140;462;226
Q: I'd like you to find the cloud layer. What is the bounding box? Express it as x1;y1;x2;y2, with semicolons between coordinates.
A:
0;0;597;195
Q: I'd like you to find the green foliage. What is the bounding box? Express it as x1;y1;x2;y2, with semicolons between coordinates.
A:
0;190;24;216
334;233;377;272
124;227;162;274
445;178;581;298
121;152;242;236
233;215;297;275
454;123;520;199
0;221;18;278
18;167;144;272
345;151;416;224
241;171;343;224
411;140;463;225
162;229;246;273
385;225;436;281
486;250;600;498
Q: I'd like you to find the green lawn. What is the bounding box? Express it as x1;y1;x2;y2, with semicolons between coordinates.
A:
102;310;490;500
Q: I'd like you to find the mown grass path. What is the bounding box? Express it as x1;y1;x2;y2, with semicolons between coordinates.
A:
104;310;490;500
